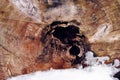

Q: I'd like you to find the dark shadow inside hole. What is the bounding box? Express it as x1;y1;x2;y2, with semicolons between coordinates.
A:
114;71;120;80
69;46;80;56
50;21;62;26
73;56;85;64
50;21;68;26
52;25;80;44
66;25;79;34
65;25;79;39
53;27;66;40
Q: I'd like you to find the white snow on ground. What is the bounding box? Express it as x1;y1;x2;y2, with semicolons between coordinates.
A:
7;51;120;80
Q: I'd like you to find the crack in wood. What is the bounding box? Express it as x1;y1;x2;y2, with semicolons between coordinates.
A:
0;44;13;54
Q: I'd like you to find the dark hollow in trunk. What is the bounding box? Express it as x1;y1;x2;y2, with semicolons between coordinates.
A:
69;46;80;56
39;20;92;65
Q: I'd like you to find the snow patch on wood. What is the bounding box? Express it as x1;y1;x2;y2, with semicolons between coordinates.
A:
7;51;120;80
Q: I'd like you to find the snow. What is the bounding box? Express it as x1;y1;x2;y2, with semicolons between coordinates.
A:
7;51;120;80
113;59;120;67
85;51;110;65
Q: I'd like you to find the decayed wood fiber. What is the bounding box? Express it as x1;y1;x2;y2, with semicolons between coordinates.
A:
0;0;120;79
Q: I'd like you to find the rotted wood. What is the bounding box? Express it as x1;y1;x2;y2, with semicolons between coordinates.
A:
0;0;120;79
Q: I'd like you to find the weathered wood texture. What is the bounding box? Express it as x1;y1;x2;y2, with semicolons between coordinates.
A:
0;0;120;79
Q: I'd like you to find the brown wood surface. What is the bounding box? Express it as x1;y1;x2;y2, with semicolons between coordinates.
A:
0;0;120;79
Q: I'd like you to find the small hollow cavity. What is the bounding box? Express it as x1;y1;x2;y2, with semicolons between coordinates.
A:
39;20;90;65
69;46;80;56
